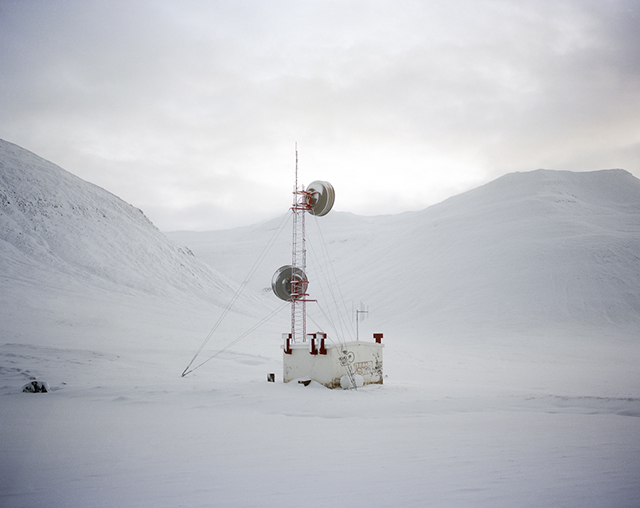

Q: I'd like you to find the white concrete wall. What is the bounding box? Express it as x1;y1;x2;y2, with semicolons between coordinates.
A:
283;339;384;388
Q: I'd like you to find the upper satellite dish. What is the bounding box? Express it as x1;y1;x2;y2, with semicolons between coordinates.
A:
307;180;335;216
271;265;309;301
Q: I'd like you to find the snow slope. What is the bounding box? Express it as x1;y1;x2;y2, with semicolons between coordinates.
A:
0;139;255;305
2;140;640;508
168;168;640;338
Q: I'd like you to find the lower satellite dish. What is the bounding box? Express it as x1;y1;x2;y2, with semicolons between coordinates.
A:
307;180;335;216
271;265;308;301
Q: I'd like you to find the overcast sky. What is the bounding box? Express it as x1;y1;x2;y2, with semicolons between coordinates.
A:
1;0;639;230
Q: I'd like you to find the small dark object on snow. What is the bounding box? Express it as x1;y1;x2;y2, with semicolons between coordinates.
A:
267;373;275;382
22;380;49;393
298;379;311;386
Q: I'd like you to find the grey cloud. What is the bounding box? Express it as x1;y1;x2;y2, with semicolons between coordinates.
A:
1;0;639;230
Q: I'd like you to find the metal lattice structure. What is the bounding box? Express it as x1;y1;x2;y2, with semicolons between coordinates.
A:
271;148;334;343
290;153;310;342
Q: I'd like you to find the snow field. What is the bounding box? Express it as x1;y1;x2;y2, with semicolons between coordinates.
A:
3;335;640;508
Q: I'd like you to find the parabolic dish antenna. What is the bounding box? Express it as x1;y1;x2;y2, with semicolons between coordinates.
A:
307;180;335;216
271;265;309;301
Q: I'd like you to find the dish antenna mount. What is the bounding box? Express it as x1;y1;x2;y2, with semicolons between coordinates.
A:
271;147;335;342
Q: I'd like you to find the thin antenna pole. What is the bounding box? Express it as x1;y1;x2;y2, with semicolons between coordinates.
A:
356;307;368;341
293;143;298;208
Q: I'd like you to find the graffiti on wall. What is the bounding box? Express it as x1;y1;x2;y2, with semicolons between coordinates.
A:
338;348;383;381
339;350;355;366
353;361;373;376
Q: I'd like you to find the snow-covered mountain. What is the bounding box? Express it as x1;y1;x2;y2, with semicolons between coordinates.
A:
359;168;640;335
0;139;259;309
168;168;640;339
2;140;639;508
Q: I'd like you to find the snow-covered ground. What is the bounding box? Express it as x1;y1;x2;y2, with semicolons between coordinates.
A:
1;139;639;507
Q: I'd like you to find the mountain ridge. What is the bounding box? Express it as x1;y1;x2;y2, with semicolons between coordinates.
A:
0;138;257;311
168;168;640;339
2;138;638;344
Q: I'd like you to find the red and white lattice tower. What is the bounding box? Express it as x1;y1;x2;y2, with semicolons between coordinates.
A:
271;148;334;343
290;149;310;342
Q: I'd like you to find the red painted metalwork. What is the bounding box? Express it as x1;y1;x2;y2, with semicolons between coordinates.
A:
290;147;313;343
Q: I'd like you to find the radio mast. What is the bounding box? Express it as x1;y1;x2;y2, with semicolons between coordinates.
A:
271;147;335;343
